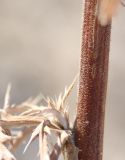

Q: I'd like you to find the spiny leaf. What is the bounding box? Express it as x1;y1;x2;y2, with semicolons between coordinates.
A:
24;120;50;153
62;75;77;105
4;83;11;110
39;131;50;160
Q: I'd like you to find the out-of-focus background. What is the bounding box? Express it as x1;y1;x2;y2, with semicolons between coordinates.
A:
0;0;124;160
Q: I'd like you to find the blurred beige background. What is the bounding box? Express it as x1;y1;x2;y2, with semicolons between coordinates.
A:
0;0;124;160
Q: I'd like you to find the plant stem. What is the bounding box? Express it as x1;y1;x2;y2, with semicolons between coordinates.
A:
74;0;111;160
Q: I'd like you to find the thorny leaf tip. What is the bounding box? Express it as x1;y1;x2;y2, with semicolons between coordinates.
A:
4;83;11;110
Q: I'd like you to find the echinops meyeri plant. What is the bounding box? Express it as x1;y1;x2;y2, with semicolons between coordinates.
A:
0;77;78;160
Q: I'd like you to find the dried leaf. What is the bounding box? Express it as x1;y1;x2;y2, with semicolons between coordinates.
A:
4;83;11;110
50;137;61;160
0;143;16;160
62;75;77;106
24;120;50;153
0;131;12;143
0;77;78;160
60;131;79;160
39;132;50;160
60;131;69;146
11;127;33;151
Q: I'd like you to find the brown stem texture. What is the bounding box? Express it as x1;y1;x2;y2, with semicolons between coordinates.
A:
75;0;111;160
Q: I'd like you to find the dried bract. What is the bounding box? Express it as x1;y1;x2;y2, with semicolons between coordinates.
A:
0;78;78;160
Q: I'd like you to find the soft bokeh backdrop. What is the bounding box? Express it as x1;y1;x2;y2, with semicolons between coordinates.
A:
0;0;124;160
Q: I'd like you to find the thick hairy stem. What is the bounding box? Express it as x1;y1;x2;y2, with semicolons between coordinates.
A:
75;0;111;160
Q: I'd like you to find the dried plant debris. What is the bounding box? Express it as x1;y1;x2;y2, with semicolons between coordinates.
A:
0;78;78;160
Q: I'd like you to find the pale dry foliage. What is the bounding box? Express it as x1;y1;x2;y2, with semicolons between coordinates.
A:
0;78;78;160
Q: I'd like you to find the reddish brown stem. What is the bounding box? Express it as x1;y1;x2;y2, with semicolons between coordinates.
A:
75;0;111;160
